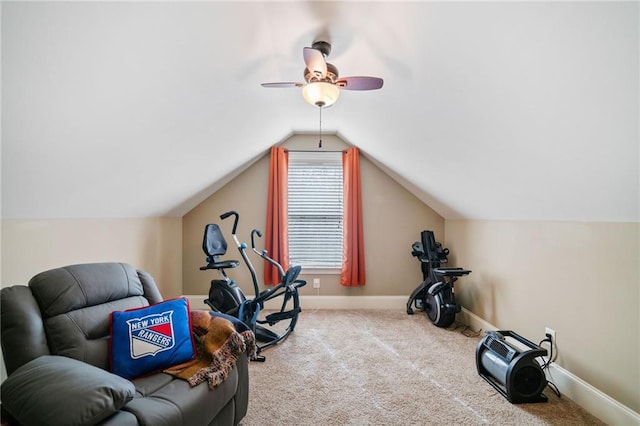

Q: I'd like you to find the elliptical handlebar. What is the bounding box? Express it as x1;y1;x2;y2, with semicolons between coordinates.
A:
220;210;239;235
250;229;286;278
217;210;304;292
220;210;261;296
250;229;262;250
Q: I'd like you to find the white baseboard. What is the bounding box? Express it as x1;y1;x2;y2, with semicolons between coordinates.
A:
184;295;639;425
460;308;640;426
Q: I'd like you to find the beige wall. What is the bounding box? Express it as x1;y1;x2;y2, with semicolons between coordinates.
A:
4;143;636;414
1;218;183;298
445;220;640;412
182;134;444;298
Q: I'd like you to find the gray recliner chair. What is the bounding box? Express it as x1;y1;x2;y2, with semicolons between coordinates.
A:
1;262;249;426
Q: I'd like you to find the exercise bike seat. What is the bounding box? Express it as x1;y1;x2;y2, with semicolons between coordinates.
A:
200;223;240;271
200;260;240;271
433;267;472;278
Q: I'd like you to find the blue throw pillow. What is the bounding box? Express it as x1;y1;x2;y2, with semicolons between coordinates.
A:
110;297;196;379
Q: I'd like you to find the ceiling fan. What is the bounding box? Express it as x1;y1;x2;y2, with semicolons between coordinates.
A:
261;41;384;108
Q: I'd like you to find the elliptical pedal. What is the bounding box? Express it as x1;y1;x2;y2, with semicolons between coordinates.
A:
265;308;300;324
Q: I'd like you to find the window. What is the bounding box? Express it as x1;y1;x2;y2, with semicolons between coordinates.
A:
287;151;343;269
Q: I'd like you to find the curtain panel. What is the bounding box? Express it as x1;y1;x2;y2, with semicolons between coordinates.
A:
341;147;366;286
264;146;289;285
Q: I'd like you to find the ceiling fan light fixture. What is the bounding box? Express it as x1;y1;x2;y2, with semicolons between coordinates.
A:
302;81;340;107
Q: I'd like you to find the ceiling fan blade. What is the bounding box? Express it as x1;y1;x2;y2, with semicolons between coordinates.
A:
335;76;384;90
261;82;305;88
303;47;327;80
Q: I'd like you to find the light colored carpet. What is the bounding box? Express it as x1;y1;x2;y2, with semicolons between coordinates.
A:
240;309;604;425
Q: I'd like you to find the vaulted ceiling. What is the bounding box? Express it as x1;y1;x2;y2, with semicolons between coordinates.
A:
2;1;638;221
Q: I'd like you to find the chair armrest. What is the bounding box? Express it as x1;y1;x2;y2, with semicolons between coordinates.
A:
0;286;50;374
1;355;135;426
136;270;164;305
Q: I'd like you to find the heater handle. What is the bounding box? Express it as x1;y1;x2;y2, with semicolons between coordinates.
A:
495;330;543;351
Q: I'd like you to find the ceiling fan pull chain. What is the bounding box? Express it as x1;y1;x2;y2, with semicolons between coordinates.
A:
318;106;323;148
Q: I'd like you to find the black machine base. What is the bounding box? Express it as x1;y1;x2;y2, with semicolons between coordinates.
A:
407;281;428;315
407;279;463;328
407;230;471;329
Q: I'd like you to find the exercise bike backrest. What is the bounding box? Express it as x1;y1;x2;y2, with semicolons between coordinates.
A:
200;223;240;272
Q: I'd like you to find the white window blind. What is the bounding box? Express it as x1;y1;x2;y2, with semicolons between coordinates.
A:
288;151;343;269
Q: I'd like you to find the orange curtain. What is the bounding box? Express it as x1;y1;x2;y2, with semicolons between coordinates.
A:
264;146;289;285
341;147;366;286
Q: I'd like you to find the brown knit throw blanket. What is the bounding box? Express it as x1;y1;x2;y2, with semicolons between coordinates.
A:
163;310;255;390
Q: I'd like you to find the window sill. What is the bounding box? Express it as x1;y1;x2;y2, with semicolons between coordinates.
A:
299;267;341;275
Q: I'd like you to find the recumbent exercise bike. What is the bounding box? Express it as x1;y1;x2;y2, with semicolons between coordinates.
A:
406;230;471;327
200;210;306;361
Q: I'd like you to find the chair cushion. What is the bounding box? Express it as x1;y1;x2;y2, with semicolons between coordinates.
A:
110;297;196;379
0;355;135;426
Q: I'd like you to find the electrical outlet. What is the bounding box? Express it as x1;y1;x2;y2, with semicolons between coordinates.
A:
313;278;320;289
545;327;556;343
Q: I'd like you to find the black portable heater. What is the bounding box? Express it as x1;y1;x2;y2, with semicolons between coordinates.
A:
476;330;548;404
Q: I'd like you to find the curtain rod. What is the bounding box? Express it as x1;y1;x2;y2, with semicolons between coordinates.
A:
284;149;346;153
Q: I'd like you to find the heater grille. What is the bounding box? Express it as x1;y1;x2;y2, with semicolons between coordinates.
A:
485;335;517;361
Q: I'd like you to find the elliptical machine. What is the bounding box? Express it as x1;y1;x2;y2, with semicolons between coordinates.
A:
406;230;471;327
200;210;306;361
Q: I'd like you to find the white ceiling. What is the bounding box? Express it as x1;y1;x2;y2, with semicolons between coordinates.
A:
2;1;638;221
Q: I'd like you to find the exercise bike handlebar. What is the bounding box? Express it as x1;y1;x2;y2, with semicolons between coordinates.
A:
250;229;286;278
250;229;262;251
220;210;262;295
220;210;239;235
218;211;303;296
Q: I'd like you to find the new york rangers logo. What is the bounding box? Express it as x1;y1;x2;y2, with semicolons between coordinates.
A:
126;310;175;358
